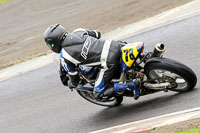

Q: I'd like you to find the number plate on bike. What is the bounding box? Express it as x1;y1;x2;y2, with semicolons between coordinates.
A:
121;42;144;69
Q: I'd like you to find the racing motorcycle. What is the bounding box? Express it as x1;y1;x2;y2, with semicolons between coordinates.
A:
56;42;197;107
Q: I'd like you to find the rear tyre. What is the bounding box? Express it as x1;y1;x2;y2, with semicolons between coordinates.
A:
144;57;197;92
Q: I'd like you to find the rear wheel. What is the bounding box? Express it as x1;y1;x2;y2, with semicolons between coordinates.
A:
144;57;197;92
77;90;123;107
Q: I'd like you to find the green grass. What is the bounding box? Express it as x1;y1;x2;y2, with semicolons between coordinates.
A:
0;0;10;5
176;126;200;133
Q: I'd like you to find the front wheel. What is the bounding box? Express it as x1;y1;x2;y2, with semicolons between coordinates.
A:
144;57;197;92
77;90;123;107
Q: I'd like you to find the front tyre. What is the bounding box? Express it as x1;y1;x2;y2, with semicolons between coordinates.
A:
144;57;197;92
77;90;123;107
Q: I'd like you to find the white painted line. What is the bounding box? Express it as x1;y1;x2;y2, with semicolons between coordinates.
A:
91;107;200;133
0;53;56;81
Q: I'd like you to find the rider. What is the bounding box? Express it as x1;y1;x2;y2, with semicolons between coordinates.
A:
44;24;141;99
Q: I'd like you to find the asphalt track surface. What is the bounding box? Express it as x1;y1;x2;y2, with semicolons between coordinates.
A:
1;14;200;133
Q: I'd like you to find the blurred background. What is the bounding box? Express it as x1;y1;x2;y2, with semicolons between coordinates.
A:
0;0;191;70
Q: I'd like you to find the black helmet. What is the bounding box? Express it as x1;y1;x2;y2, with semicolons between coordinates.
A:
44;24;66;53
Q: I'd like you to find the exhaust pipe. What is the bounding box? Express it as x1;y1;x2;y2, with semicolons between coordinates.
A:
151;43;166;57
143;82;171;90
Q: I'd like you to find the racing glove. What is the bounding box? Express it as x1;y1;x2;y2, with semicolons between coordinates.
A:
67;71;80;89
59;69;69;86
88;30;101;39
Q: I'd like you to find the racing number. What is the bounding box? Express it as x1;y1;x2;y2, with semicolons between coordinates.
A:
124;48;135;62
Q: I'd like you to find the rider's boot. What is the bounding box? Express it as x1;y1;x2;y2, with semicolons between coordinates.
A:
93;79;142;100
114;79;142;100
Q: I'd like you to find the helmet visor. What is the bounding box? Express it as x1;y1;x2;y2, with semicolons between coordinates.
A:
46;39;61;53
46;38;55;49
47;43;55;50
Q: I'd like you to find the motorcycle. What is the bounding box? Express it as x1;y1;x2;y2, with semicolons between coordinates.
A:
56;42;197;107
